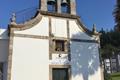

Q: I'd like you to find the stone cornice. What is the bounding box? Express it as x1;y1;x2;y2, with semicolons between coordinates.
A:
40;11;79;19
8;12;42;31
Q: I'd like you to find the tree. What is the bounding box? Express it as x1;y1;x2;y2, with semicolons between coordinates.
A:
99;29;120;59
113;0;120;31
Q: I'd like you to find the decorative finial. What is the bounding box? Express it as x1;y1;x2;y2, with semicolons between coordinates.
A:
10;13;16;25
92;24;97;34
11;13;16;22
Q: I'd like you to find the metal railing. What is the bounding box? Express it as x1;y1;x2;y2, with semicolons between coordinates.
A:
14;6;39;24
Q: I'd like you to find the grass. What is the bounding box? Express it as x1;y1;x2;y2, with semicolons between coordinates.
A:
110;72;120;80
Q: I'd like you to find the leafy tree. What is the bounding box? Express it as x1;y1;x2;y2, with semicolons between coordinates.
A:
113;0;120;31
99;29;120;59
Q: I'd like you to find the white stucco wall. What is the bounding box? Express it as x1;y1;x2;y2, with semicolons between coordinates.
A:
14;17;49;36
11;37;49;80
69;20;93;40
51;18;67;38
70;41;101;80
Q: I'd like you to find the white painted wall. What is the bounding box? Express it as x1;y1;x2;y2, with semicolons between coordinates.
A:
51;18;67;38
69;20;93;40
70;41;101;80
14;17;49;36
11;37;49;80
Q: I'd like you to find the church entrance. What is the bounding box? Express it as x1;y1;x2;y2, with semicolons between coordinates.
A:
52;68;68;80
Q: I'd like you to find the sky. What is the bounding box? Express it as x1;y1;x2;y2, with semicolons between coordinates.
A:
0;0;116;30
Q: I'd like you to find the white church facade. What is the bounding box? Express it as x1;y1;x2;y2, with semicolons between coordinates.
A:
0;0;103;80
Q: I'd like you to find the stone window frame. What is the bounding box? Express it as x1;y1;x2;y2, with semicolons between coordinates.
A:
54;40;65;51
49;65;71;80
52;38;68;54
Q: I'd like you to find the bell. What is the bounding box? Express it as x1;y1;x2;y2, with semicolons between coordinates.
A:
61;0;68;6
47;0;56;5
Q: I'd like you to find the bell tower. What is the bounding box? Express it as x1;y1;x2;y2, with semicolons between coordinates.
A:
40;0;76;15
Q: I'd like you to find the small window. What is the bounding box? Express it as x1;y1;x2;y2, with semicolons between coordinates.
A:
55;40;65;51
52;68;68;80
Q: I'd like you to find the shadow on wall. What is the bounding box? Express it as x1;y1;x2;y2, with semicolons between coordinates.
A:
70;33;100;80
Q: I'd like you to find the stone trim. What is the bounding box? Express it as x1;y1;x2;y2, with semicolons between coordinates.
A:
7;28;14;80
40;0;47;11
52;39;68;54
39;11;100;37
14;34;49;39
100;66;104;80
49;65;71;80
51;37;68;40
13;33;99;44
98;45;104;80
49;18;69;60
49;17;52;60
9;13;42;31
11;33;98;44
70;0;76;15
40;11;79;19
50;51;68;54
71;38;99;43
57;0;61;13
50;38;69;59
67;20;71;61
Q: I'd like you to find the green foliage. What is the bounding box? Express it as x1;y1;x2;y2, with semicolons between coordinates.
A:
113;0;120;31
101;44;117;58
100;29;120;59
108;31;120;47
104;70;112;80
